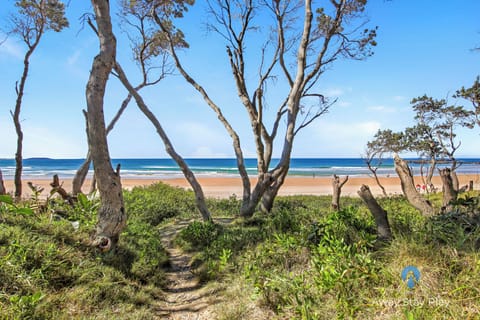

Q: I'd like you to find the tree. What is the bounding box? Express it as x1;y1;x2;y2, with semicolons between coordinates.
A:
76;1;212;221
151;0;377;217
365;129;436;216
72;1;175;195
362;143;389;197
455;76;480;127
331;174;348;211
394;154;434;216
409;95;474;190
5;0;68;200
87;0;126;251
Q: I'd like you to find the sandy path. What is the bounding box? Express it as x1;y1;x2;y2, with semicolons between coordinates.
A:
156;220;223;320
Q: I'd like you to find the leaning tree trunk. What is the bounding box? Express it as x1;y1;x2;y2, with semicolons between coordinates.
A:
331;174;349;211
72;154;91;195
113;62;211;221
0;169;6;195
438;168;458;212
72;89;135;195
12;45;38;200
358;184;392;242
394;154;435;216
87;0;126;251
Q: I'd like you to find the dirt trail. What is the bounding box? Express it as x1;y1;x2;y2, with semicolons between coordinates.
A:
155;220;223;320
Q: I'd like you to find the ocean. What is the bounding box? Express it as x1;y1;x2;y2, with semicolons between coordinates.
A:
1;158;480;180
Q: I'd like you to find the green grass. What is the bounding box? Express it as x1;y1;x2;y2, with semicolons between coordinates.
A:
1;183;479;319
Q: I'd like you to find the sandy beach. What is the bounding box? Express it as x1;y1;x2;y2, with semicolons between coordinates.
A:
4;174;480;199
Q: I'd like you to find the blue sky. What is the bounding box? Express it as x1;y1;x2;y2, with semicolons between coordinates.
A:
1;1;479;159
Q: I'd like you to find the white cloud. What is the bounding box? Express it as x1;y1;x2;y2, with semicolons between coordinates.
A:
367;105;396;113
23;126;86;158
322;88;352;98
393;95;407;102
0;37;23;60
0;121;86;158
296;120;381;157
175;121;232;157
67;50;81;66
338;101;352;107
190;146;229;158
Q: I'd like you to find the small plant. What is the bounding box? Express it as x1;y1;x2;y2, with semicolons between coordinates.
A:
218;248;232;272
0;194;34;216
9;292;44;318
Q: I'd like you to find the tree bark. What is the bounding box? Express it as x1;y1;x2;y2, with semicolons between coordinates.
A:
12;44;39;200
113;62;212;221
0;169;6;195
72;89;135;195
72;155;91;195
438;167;458;211
358;184;392;242
50;174;75;205
394;154;435;216
451;169;459;192
331;174;349;211
87;0;126;251
259;173;285;214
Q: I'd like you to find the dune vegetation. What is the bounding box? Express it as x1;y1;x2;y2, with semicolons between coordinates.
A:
1;182;479;319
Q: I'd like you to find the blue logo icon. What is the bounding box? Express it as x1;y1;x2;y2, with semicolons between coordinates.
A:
401;265;420;289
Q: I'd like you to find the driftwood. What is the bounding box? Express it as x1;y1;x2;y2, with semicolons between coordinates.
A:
358;184;392;242
394;154;435;216
50;174;75;205
438;168;458;212
0;169;6;195
331;174;349;211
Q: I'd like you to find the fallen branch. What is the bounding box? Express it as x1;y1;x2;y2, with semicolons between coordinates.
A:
50;174;75;205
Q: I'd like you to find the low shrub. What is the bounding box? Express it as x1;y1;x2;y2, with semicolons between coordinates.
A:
124;182;197;226
175;220;224;251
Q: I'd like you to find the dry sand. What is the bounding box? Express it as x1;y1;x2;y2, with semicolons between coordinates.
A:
4;174;480;199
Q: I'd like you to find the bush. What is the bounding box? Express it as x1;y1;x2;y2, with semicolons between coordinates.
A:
102;219;169;286
124;182;197;226
175;221;224;251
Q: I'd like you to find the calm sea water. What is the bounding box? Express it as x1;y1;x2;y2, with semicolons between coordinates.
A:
1;158;480;180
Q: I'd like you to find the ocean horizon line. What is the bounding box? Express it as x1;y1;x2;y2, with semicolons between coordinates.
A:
1;157;480;181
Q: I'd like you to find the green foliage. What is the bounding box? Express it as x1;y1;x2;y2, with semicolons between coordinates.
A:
124;182;197;225
0;194;167;318
2;183;480;319
117;219;169;286
9;291;44;319
0;194;34;216
175;220;224;251
379;196;427;236
206;194;241;216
